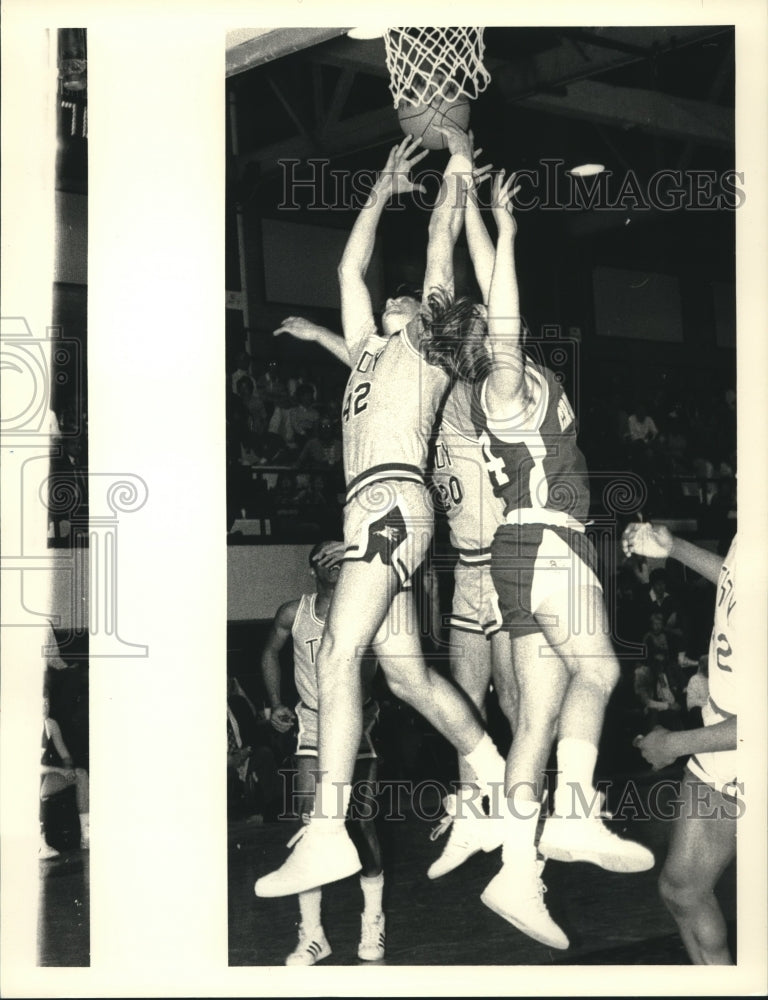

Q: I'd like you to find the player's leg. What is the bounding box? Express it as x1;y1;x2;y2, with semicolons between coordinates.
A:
256;556;397;898
349;754;386;961
426;626;495;879
315;556;397;813
449;626;492;783
490;630;519;733
480;630;571;949
285;756;332;966
374;589;503;779
530;535;653;871
73;768;89;848
658;772;736;964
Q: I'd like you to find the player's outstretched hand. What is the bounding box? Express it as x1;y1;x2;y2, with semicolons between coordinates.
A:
274;316;320;342
622;522;674;560
312;540;345;568
471;146;494;189
270;704;296;734
491;170;521;235
633;727;677;770
434;121;473;161
381;135;429;197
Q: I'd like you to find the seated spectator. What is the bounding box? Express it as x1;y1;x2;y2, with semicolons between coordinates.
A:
643;568;685;654
256;360;290;413
296;415;343;471
287;365;318;404
235;375;268;437
642;612;671;674
633;660;682;734
626;401;658;444
268;403;297;453
40;692;89;858
287;385;319;450
231;351;255;394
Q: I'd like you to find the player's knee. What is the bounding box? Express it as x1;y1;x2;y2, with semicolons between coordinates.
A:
75;768;87;780
577;657;619;699
659;865;700;916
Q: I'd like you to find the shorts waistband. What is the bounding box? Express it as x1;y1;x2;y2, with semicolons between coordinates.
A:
504;508;585;532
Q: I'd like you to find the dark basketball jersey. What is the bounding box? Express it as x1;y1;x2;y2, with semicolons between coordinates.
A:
342;319;449;495
469;360;590;523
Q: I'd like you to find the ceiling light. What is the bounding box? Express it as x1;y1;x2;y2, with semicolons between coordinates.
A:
569;163;606;177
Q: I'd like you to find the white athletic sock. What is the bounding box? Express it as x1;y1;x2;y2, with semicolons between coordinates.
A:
298;888;323;931
359;872;384;919
462;733;505;799
501;792;541;864
313;781;351;829
554;738;599;817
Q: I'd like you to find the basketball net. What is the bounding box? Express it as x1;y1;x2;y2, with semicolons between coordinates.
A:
383;27;491;108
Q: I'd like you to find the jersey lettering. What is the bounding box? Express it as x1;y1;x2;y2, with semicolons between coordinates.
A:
715;633;732;672
342;381;371;423
556;394;575;432
356;349;383;374
479;431;510;487
433;441;452;470
305;637;320;663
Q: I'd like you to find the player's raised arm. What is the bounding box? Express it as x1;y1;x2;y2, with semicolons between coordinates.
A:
274;316;350;367
338;136;428;355
423;123;474;300
485;170;525;412
464;146;496;305
260;600;300;733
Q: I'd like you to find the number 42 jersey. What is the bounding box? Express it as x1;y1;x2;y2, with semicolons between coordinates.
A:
342;320;449;494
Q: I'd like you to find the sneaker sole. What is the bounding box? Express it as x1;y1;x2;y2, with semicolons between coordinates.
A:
480;889;569;950
255;859;361;897
427;846;483;880
538;843;654;873
357;948;385;961
286;945;332;966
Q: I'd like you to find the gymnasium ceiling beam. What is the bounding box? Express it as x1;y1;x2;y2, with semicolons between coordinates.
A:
517;79;733;148
309;25;729;97
236;105;402;174
226;27;351;77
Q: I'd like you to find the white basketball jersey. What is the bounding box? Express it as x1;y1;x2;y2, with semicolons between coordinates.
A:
290;593;325;710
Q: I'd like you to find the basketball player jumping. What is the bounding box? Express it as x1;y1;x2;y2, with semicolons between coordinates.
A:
261;540;385;965
420;144;653;948
624;523;738;965
255;136;507;898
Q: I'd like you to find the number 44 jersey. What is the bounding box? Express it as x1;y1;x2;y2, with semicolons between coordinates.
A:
342;320;449;492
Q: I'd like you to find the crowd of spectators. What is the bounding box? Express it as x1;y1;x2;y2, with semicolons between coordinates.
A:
227;345;737;542
226;349;347;538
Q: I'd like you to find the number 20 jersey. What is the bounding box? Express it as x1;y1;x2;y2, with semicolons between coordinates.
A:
431;381;505;557
342;320;449;494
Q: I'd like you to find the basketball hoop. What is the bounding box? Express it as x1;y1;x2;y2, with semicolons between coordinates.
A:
383;27;491;109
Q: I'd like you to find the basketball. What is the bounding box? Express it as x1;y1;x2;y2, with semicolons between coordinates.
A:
397;93;471;150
